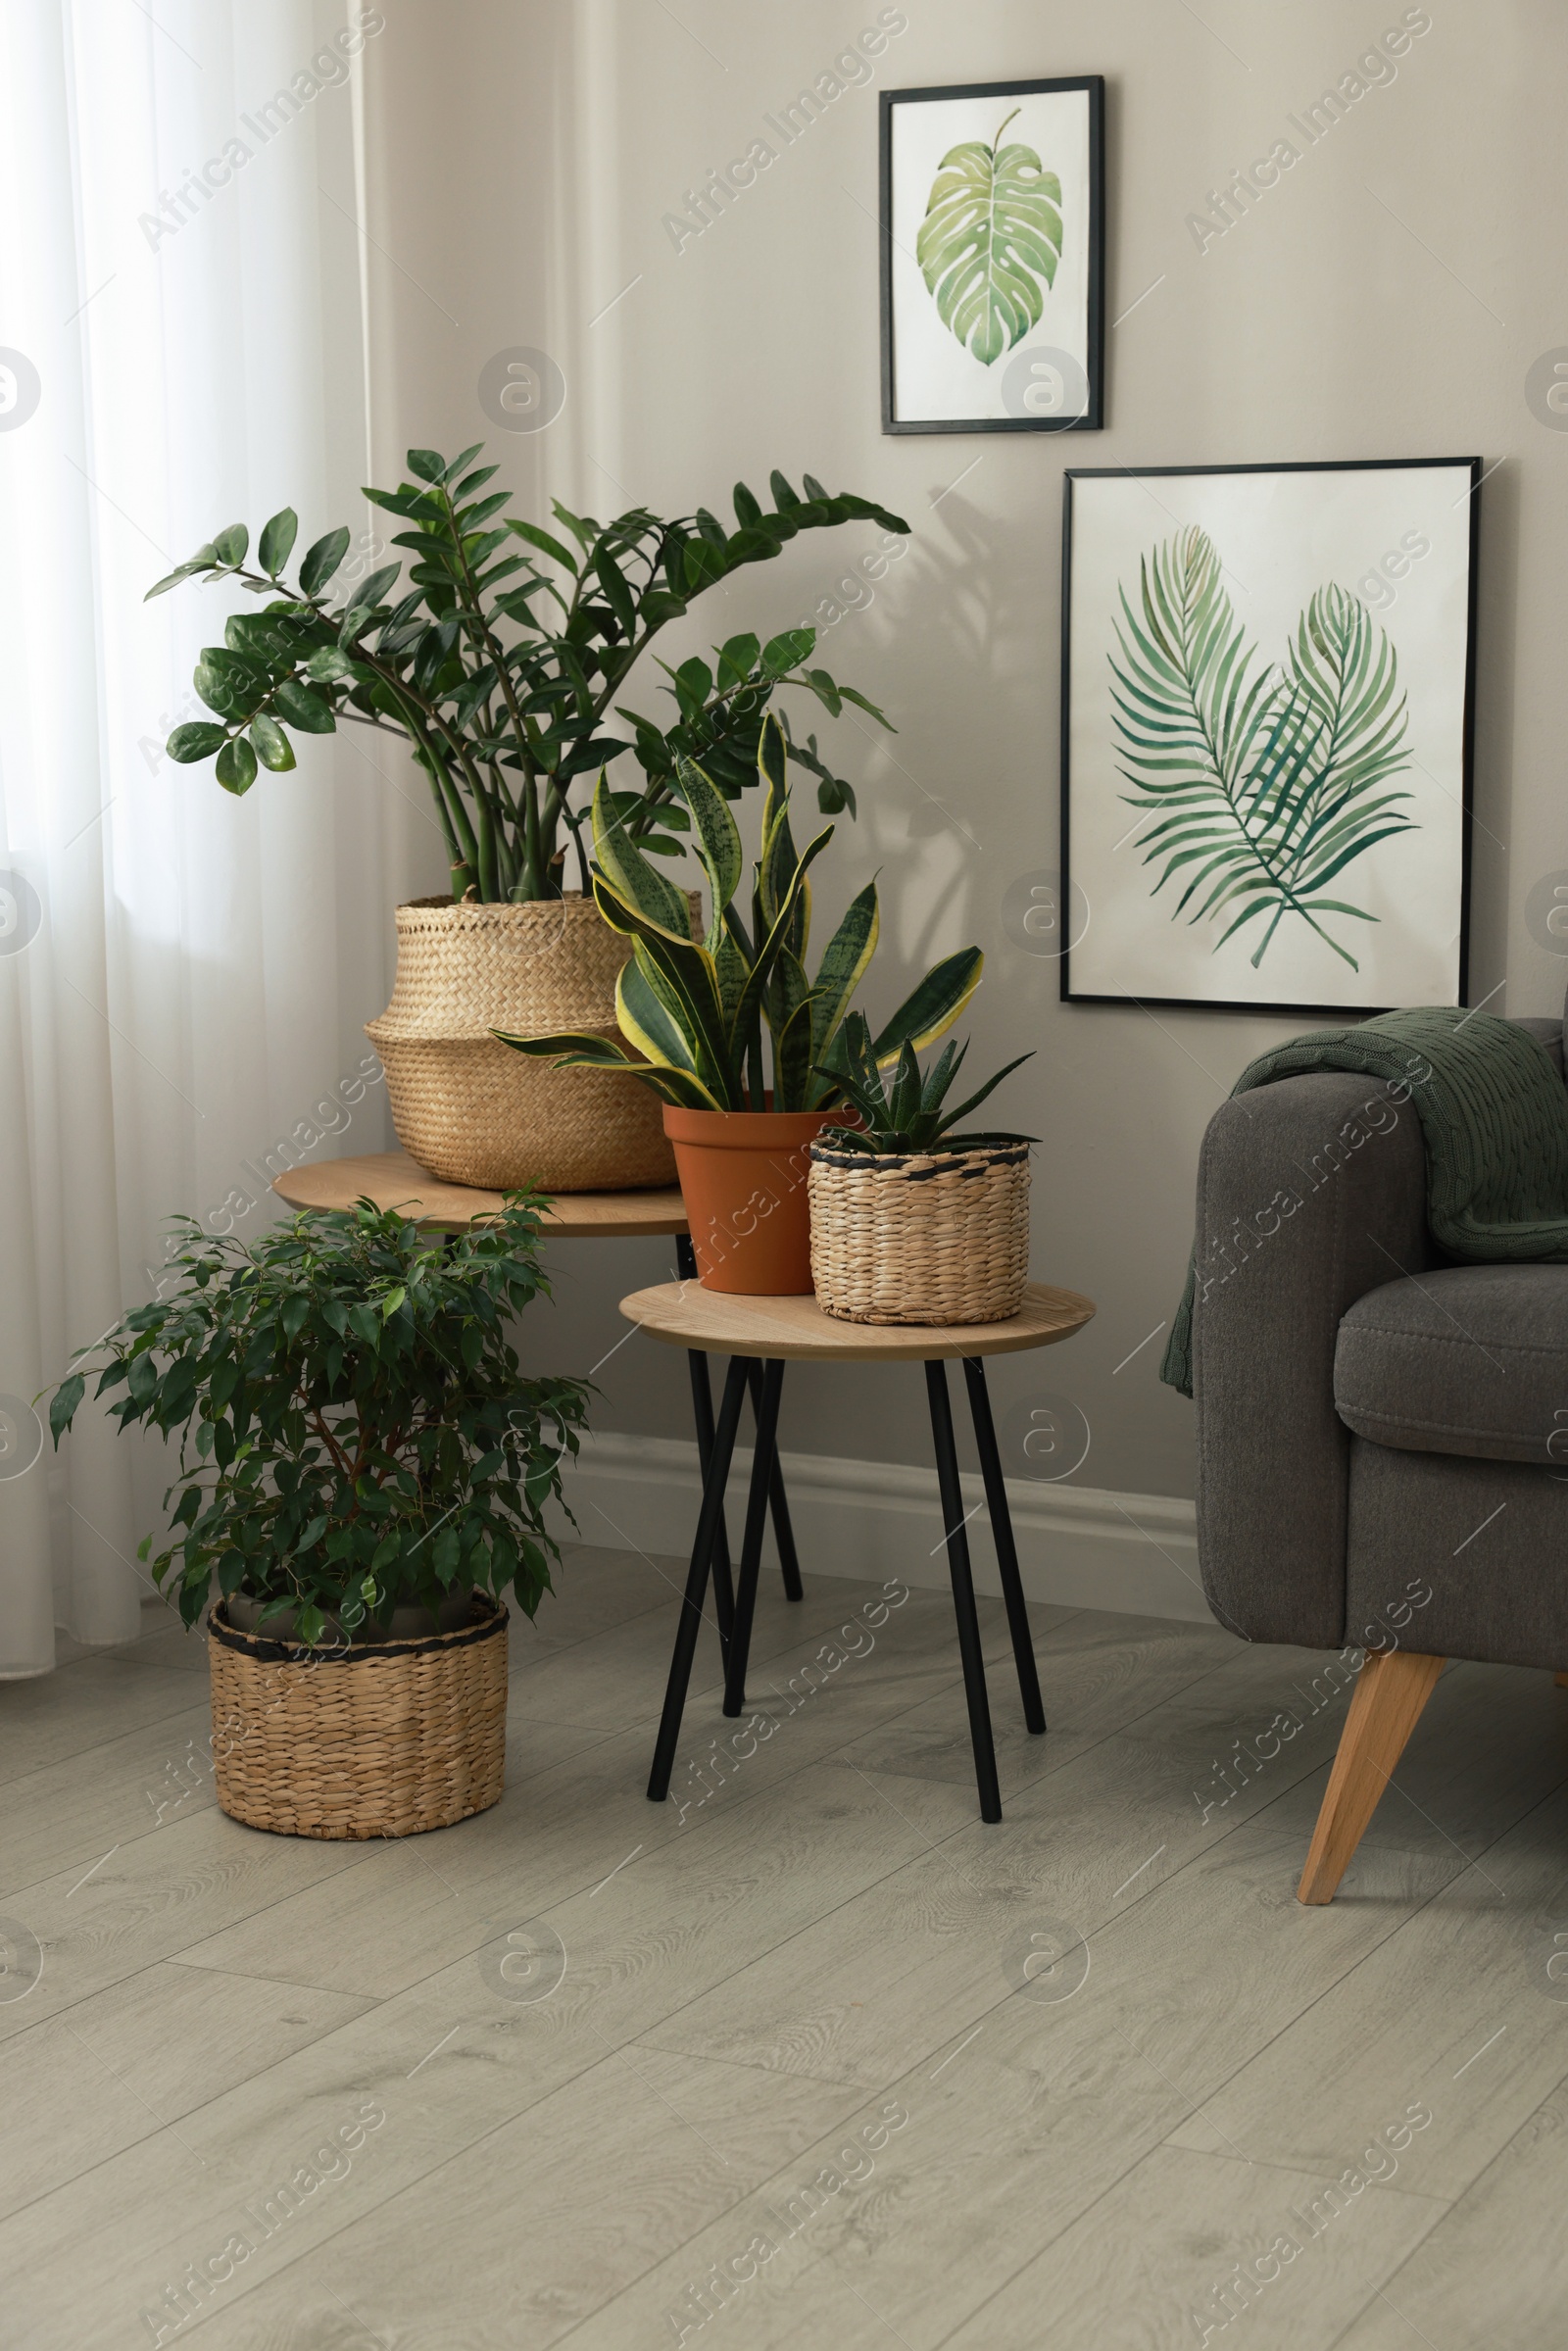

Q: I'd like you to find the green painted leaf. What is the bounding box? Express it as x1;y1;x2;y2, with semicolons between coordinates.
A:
1112;528;1415;972
915;108;1063;367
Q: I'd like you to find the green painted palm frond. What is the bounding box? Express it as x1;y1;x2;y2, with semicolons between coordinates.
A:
915;109;1063;367
1111;529;1416;972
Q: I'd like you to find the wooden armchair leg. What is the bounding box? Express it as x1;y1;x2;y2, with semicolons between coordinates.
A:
1556;1672;1568;1689
1298;1650;1446;1905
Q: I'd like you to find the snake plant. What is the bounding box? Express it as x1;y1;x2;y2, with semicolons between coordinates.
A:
497;714;983;1112
816;1015;1034;1153
149;447;906;902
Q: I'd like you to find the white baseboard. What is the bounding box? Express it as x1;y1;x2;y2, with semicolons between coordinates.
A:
556;1430;1211;1625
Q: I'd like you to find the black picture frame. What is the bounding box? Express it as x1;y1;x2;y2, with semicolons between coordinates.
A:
1059;456;1481;1016
880;76;1105;437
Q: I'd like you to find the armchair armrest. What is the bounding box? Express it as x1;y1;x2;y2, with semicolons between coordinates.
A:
1193;1070;1427;1647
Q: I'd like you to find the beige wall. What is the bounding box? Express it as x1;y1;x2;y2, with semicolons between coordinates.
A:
359;0;1567;1499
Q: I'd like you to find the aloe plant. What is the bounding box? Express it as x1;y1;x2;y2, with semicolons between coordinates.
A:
149;447;906;902
498;714;983;1112
1112;527;1416;971
816;1016;1034;1153
916;108;1064;366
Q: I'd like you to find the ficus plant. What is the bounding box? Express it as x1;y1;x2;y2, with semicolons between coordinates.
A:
149;444;907;903
499;712;984;1112
816;1014;1035;1154
47;1198;590;1645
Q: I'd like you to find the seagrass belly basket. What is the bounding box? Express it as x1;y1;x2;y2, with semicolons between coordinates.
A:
808;1139;1032;1325
366;893;675;1193
208;1592;508;1839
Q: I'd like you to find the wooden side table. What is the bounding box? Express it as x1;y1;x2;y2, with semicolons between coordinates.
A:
619;1281;1097;1823
270;1151;806;1621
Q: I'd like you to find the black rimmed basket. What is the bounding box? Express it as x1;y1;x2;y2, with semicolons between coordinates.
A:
808;1140;1032;1325
207;1592;508;1839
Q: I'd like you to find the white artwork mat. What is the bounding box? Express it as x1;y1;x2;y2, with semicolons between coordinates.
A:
888;86;1094;424
1065;464;1475;1010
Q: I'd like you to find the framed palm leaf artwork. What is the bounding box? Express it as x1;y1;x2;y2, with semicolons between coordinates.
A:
1060;460;1481;1014
880;77;1104;434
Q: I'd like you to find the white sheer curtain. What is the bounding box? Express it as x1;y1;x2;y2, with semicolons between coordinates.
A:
0;2;429;1672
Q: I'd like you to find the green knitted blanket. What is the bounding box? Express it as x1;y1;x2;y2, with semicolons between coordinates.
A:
1160;1006;1568;1397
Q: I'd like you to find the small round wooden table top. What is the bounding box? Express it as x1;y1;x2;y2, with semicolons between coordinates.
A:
271;1150;688;1239
617;1280;1096;1363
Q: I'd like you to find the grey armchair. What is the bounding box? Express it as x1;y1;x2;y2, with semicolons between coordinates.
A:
1191;1007;1568;1902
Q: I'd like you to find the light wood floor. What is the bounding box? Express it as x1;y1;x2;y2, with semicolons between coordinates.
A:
5;1544;1568;2348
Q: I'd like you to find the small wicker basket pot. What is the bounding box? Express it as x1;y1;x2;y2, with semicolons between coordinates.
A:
207;1592;508;1839
366;893;684;1193
808;1140;1032;1326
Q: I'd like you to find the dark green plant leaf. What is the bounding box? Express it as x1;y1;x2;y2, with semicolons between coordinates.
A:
258;508;299;577
216;735;258;794
144;546;219;600
594;543;638;638
249;714;295;771
167;721;227;763
505;516;576;569
212;523;249;566
299;527;352;594
869;948;984;1061
273;680;337;733
761;628;813;675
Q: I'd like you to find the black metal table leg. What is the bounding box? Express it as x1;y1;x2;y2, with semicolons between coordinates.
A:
648;1357;752;1802
747;1361;803;1601
724;1361;786;1717
925;1360;1003;1824
963;1356;1047;1736
676;1231;803;1605
676;1236;735;1645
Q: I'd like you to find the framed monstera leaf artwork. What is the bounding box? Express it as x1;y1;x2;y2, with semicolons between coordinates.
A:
1060;459;1481;1015
880;76;1103;434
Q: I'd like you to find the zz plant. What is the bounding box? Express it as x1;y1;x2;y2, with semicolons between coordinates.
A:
817;1015;1035;1153
150;445;906;903
48;1198;589;1644
500;714;983;1112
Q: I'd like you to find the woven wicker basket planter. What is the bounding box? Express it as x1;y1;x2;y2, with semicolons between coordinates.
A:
808;1140;1032;1325
366;893;681;1193
207;1592;508;1839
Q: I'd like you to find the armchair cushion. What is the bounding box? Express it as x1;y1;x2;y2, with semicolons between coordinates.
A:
1335;1264;1568;1463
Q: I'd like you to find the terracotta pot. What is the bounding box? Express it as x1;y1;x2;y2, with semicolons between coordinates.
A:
366;893;698;1194
663;1101;840;1294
